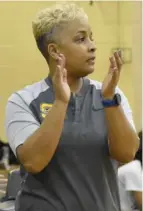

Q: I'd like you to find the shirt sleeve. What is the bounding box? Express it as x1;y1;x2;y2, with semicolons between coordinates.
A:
115;87;136;131
124;161;142;192
5;93;40;156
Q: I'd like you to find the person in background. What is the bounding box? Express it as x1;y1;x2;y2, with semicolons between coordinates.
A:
118;130;142;211
0;138;19;168
0;138;19;198
0;174;7;197
0;139;8;197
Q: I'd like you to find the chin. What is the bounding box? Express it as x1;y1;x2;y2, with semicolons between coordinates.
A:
84;67;95;76
78;69;94;78
73;65;95;77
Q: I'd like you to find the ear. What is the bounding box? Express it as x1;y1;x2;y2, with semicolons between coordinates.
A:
48;43;60;60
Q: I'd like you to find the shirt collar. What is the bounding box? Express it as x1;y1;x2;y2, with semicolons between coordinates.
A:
45;75;90;97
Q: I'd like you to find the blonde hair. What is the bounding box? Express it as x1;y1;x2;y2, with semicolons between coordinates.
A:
32;3;88;41
32;3;88;61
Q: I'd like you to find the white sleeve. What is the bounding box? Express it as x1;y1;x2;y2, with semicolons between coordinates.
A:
5;93;40;156
116;87;136;131
124;161;142;191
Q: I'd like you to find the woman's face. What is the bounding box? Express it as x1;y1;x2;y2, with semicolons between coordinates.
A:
57;17;96;78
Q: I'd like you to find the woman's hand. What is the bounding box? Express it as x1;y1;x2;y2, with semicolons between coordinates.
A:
102;50;123;99
52;54;71;104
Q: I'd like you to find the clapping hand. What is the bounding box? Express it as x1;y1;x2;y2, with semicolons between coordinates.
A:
102;50;123;99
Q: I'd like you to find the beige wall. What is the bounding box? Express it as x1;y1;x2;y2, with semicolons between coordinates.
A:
119;1;142;131
131;2;142;131
0;1;142;141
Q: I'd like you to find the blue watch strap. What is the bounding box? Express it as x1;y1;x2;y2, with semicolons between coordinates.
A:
102;99;117;107
101;94;121;107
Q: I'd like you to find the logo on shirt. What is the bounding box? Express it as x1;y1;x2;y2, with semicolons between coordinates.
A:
40;103;53;119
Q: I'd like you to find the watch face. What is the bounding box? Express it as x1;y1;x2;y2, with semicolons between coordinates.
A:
115;94;121;105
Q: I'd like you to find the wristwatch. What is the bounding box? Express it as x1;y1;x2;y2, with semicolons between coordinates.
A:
102;93;121;107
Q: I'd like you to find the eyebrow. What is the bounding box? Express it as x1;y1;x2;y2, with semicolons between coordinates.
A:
76;30;92;35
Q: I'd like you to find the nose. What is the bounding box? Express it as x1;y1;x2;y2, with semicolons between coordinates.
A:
88;40;96;53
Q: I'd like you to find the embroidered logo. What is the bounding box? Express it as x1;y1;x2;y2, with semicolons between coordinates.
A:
40;103;53;119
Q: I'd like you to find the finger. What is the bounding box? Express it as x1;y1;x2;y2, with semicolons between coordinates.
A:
55;65;62;78
114;51;122;64
59;54;66;68
109;56;117;69
57;54;65;70
118;49;122;58
118;49;123;65
57;56;62;67
58;54;67;78
114;51;122;70
54;54;67;82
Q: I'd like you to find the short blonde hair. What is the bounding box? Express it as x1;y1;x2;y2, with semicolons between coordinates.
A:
32;3;88;41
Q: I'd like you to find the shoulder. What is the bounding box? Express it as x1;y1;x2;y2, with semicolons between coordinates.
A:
89;79;127;99
7;79;49;106
89;78;136;129
89;79;102;90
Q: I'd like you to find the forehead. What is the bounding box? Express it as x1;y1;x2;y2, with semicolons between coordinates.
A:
60;17;91;38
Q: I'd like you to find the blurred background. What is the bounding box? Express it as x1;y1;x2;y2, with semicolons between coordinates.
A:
0;0;142;142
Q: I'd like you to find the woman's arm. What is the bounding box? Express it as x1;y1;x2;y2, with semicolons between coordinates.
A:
105;106;139;163
102;51;139;163
6;55;71;174
17;100;68;174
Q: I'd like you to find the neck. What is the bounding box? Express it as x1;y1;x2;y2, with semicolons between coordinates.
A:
67;76;83;94
49;64;83;94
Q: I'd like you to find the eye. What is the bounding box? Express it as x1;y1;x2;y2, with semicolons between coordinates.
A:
78;36;85;42
80;37;85;41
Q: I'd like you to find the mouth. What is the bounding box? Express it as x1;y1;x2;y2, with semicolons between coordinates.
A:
87;56;96;64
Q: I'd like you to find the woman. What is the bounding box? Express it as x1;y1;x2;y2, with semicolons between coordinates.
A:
118;131;142;211
5;3;139;211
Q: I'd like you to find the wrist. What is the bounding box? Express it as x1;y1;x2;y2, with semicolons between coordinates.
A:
102;95;114;100
101;93;121;107
101;92;115;100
